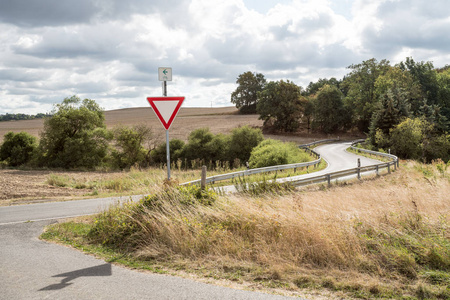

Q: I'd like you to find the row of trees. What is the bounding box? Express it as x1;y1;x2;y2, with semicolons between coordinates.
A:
0;113;51;122
0;96;267;170
231;57;450;162
150;126;264;169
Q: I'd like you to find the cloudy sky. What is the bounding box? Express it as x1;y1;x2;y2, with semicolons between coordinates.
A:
1;0;449;114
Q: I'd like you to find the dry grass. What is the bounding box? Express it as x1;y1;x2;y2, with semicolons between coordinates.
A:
43;160;450;299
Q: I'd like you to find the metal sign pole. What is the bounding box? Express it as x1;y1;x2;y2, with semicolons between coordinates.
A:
162;80;171;180
166;129;170;180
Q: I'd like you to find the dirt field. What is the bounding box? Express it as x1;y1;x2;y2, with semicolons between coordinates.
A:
0;107;357;205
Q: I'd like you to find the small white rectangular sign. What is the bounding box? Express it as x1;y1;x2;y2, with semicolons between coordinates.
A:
158;67;172;81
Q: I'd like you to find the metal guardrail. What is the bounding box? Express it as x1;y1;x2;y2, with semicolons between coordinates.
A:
180;139;336;186
290;141;399;187
181;139;399;188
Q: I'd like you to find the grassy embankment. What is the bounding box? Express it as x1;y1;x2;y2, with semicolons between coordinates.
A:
41;160;449;299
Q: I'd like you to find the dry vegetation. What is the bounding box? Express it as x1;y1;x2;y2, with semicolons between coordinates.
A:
42;160;450;299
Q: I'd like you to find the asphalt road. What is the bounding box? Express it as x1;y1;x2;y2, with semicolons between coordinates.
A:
0;142;380;299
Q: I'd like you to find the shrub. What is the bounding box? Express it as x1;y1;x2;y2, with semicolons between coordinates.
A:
150;139;185;165
0;131;37;166
248;139;311;168
111;124;152;169
228;126;263;163
389;118;424;159
183;128;214;162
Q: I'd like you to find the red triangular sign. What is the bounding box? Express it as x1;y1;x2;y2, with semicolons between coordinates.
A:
147;97;184;130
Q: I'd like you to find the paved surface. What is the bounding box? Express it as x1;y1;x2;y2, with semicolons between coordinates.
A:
0;221;293;300
290;141;381;178
0;142;380;299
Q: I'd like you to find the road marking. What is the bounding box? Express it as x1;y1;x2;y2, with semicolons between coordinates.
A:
0;213;95;226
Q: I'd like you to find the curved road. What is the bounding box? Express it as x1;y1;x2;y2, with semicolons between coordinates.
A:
0;142;380;299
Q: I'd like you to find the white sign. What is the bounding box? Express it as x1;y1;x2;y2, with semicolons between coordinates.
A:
147;97;184;130
158;67;172;81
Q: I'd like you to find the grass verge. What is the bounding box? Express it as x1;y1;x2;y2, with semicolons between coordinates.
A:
41;160;449;299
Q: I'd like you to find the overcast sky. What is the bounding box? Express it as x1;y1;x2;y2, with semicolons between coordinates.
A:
1;0;449;114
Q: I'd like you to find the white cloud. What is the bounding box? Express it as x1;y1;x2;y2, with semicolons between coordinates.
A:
0;0;448;114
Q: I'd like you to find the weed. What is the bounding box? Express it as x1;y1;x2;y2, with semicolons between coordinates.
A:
46;174;70;187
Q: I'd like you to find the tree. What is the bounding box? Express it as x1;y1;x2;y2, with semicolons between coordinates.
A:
228;126;263;163
183;128;215;163
150;139;185;166
37;96;111;169
343;58;391;132
389;118;424;160
231;71;266;114
368;87;410;145
257;80;304;132
303;77;340;96
399;57;439;113
111;124;153;169
0;131;37;166
436;68;450;125
311;84;349;133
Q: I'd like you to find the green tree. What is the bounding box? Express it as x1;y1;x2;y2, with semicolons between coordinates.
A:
111;125;153;169
311;84;349;133
183;128;215;163
343;58;391;131
231;71;266;114
389;118;424;160
368;87;410;145
150;139;185;165
257;80;304;132
0;131;37;166
228;126;263;163
37;96;111;169
303;77;340;96
399;57;439;113
436;68;450;125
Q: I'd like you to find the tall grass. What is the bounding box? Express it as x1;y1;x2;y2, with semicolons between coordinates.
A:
43;160;450;299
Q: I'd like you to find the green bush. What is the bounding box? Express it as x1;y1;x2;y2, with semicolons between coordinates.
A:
37;96;112;169
183;128;214;163
111;124;152;169
228;126;263;163
248;139;311;168
0;131;37;166
150;138;185;165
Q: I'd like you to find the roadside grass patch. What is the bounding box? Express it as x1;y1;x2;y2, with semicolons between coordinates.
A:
41;160;449;299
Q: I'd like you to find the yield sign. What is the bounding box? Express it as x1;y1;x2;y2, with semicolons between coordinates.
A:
147;97;184;130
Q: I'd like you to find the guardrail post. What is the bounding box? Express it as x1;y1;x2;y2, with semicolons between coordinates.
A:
375;165;379;176
387;163;391;174
327;174;331;187
357;158;361;180
201;165;207;190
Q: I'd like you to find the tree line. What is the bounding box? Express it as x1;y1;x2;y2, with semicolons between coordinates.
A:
2;96;300;170
231;57;450;162
0;113;51;122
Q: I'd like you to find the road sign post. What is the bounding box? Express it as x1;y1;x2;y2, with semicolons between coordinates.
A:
147;96;184;181
149;67;182;181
